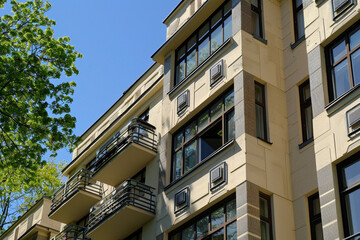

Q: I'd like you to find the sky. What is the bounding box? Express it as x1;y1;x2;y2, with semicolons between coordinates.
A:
5;0;180;165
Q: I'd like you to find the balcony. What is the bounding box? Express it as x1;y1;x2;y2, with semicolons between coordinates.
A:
86;179;156;240
49;169;103;224
52;225;88;240
88;118;157;186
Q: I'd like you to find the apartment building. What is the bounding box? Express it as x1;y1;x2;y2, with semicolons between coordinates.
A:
0;198;62;240
3;0;360;239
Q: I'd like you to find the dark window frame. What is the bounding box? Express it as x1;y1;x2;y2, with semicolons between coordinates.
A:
260;193;273;240
308;192;323;240
292;0;304;41
174;0;232;87
171;87;235;182
255;82;268;141
337;153;360;239
169;195;236;240
139;108;149;122
251;0;264;39
326;22;360;102
124;229;142;240
299;80;313;143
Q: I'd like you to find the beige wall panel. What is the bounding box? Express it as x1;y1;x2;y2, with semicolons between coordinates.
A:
273;194;296;240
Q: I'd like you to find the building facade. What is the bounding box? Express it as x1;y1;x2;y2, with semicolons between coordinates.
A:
3;0;360;239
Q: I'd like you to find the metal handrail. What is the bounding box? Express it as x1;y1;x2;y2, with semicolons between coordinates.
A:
86;118;157;174
50;168;103;212
52;225;89;240
86;179;156;231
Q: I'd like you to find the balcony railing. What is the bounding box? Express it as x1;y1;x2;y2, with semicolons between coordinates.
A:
87;179;156;231
50;168;103;212
52;225;88;240
86;118;157;175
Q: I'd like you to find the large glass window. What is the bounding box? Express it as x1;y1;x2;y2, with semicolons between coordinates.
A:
308;193;324;240
260;193;273;240
251;0;264;39
169;196;237;240
293;0;305;41
338;154;360;239
327;23;360;101
255;82;268;141
172;88;234;181
299;80;313;143
175;0;232;86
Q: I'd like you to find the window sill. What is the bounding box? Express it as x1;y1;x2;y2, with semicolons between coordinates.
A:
298;137;314;149
257;137;272;145
326;84;360;116
290;36;305;49
164;139;235;191
168;38;233;98
253;34;267;44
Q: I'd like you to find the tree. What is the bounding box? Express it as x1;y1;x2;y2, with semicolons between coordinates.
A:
0;0;82;171
0;160;65;234
0;0;81;233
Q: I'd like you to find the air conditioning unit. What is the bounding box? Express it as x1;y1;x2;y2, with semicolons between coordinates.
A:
210;60;223;86
333;0;349;11
348;107;360;127
210;163;226;190
175;191;186;206
177;90;189;114
211;166;223;183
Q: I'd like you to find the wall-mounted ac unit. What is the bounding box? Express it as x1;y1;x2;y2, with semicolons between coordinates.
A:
177;90;189;114
210;60;223;86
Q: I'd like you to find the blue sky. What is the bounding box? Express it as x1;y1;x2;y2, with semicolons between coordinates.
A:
40;1;179;164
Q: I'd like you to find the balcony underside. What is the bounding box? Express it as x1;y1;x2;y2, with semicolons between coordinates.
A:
92;142;156;186
49;189;101;224
87;205;154;240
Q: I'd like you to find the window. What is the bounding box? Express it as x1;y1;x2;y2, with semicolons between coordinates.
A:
337;154;360;239
255;82;268;141
139;108;149;122
293;0;305;41
260;193;273;240
251;0;264;39
169;196;237;240
308;193;324;240
175;0;232;86
172;88;235;181
299;80;313;143
125;229;142;240
327;22;360;101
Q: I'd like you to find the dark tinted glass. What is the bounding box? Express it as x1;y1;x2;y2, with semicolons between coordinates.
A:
199;121;222;160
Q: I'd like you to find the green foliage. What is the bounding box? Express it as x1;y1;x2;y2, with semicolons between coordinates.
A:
0;0;81;233
0;159;65;233
0;0;82;170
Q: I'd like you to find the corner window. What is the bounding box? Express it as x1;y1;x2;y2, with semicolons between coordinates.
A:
260;193;273;240
169;196;237;240
327;22;360;101
175;0;232;86
337;154;360;239
299;80;313;143
293;0;305;41
255;82;268;141
308;193;324;240
251;0;264;39
139;108;149;122
172;88;234;181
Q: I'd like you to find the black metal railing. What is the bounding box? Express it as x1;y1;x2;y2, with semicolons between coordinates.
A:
86;118;157;174
52;225;89;240
86;179;156;231
50;169;103;212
